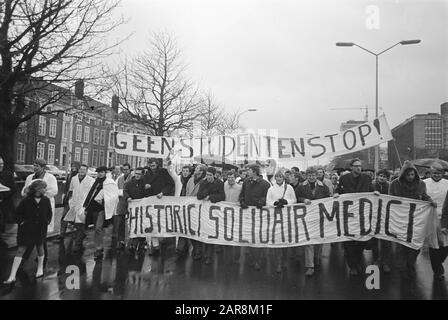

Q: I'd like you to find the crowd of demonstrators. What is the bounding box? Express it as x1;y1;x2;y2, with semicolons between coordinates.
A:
4;155;448;286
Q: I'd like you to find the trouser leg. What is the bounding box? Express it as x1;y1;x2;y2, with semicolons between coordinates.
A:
429;247;445;275
94;211;105;251
379;240;392;266
60;205;70;237
305;245;314;268
344;241;364;270
73;223;86;251
113;215;125;243
314;244;323;266
151;237;160;248
205;244;214;259
176;237;189;254
191;240;203;258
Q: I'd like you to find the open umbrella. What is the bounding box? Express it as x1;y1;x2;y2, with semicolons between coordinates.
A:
410;158;448;170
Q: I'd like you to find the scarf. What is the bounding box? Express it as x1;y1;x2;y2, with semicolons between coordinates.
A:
83;176;106;208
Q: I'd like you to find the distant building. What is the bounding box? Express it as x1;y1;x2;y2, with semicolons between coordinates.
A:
13;80;152;169
387;112;442;170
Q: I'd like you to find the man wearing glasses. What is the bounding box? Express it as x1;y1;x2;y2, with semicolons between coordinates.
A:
333;158;374;276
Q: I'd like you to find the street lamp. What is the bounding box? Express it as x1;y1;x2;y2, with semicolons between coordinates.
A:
237;108;257;127
336;39;421;172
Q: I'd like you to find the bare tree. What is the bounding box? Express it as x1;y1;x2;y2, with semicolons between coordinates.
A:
217;110;243;134
197;91;226;135
110;32;201;136
0;0;125;176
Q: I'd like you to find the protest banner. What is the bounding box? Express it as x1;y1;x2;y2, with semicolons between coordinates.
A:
114;114;393;161
127;193;436;250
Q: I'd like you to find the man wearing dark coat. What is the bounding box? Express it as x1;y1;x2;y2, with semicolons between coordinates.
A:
334;158;374;276
239;164;271;271
143;159;175;254
197;167;225;264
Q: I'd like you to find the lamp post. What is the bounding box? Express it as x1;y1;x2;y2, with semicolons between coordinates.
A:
336;39;421;172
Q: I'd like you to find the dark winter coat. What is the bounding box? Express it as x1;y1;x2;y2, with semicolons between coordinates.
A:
336;172;373;194
239;176;271;207
441;192;448;229
16;196;52;247
180;174;192;196
143;168;175;196
0;171;16;230
197;179;225;203
124;178;149;200
296;180;330;202
389;161;432;201
63;171;79;205
372;180;390;195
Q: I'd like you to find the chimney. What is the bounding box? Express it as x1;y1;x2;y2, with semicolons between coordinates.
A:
111;94;119;113
75;80;84;99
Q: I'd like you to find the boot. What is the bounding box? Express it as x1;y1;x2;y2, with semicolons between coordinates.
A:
36;255;45;278
4;256;22;284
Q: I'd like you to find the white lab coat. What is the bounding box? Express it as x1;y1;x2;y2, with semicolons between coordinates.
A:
22;172;58;232
63;174;95;224
266;182;297;206
94;177;119;220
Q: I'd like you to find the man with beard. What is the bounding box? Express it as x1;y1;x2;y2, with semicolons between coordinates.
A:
176;164;207;258
389;160;436;279
82;166;119;260
239;164;271;270
56;161;81;243
422;163;448;280
197;167;225;264
143;159;175;255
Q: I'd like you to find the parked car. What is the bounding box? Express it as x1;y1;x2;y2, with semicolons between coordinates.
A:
46;165;67;180
14;164;35;180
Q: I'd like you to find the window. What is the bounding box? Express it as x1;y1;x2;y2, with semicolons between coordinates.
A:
100;130;106;145
38;116;46;136
97;119;102;126
82;148;89;165
93;128;99;144
75;124;82;142
85;117;90;124
18;122;27;134
109;132;115;147
37;142;45;159
17;143;25;162
99;150;105;166
63;122;69;139
49;118;57;138
47;144;55;165
76;114;83;122
74;147;81;162
105;121;111;127
84;126;90;143
92;149;99;167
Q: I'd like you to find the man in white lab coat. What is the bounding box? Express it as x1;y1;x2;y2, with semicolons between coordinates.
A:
63;164;95;253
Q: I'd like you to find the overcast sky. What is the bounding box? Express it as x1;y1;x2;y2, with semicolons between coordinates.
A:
110;0;447;165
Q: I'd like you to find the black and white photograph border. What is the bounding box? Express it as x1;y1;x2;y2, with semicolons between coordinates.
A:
0;0;447;305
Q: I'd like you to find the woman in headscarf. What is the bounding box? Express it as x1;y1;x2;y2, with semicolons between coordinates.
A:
3;180;52;284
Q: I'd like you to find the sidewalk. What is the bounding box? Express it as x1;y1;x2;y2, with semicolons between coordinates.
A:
2;208;68;248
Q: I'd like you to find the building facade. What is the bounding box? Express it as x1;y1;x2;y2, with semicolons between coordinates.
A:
13;80;152;170
387;112;443;170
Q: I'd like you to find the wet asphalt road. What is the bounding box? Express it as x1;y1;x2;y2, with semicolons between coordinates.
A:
0;226;448;300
